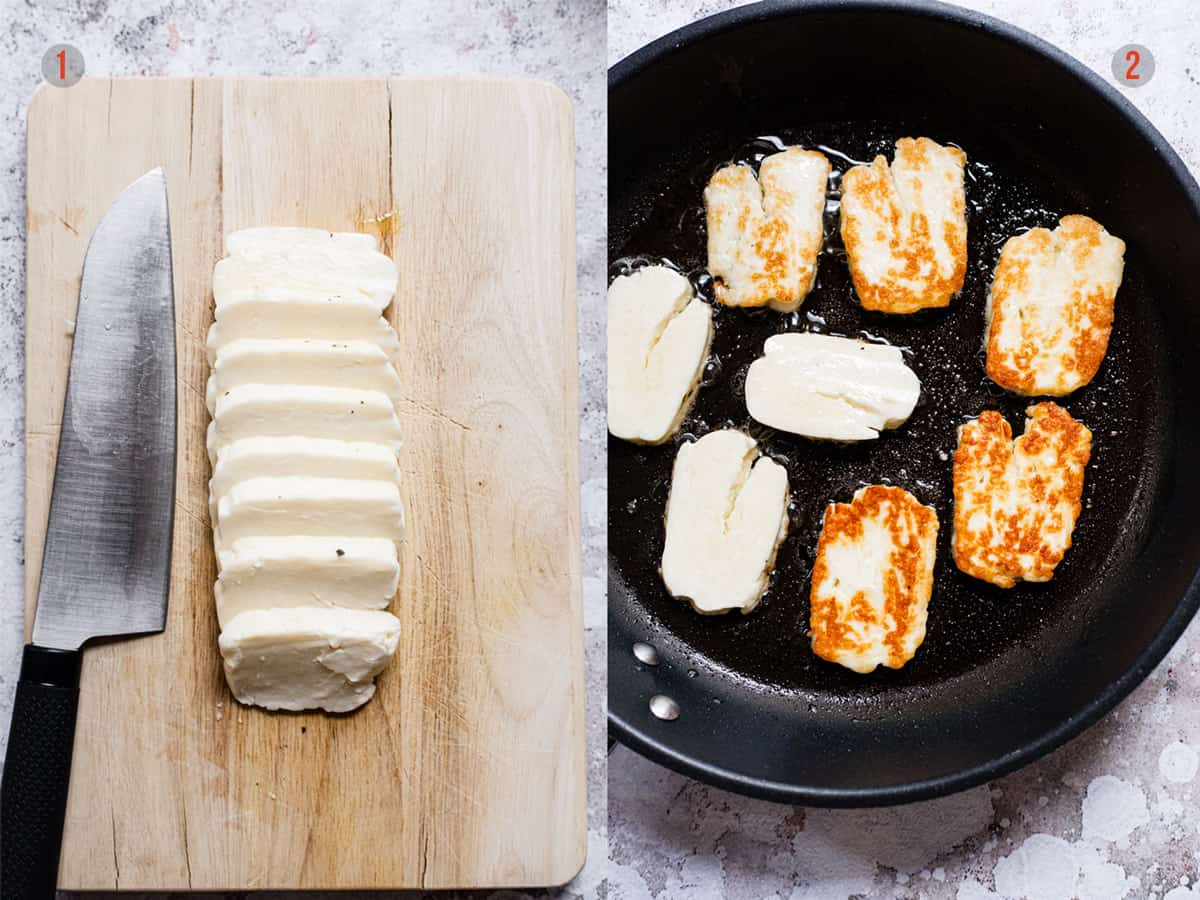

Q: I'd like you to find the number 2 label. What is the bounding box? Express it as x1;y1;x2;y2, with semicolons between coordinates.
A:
1112;44;1154;88
1125;49;1141;81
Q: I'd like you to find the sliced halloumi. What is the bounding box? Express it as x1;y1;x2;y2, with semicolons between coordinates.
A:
953;402;1092;588
661;429;790;614
745;332;921;441
206;338;402;412
226;227;380;257
207;384;402;464
705;147;830;312
809;485;938;673
607;266;713;444
215;476;405;547
840;137;967;313
216;537;399;627
219;607;401;713
208;227;406;714
207;304;400;364
208;435;401;525
210;436;400;506
214;231;397;310
985;215;1125;396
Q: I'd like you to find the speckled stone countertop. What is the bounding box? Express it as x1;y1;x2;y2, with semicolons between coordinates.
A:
0;2;604;898
607;1;1200;899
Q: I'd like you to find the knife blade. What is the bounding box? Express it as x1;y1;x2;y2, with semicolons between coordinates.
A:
1;168;176;898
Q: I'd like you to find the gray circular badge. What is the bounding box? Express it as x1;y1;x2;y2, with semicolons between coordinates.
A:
1112;44;1154;88
41;44;85;88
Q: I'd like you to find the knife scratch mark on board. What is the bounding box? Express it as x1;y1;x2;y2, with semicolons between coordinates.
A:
110;809;120;888
414;553;447;591
180;799;193;888
396;396;471;431
175;499;209;530
180;376;206;406
26;207;84;235
55;212;79;235
175;318;206;347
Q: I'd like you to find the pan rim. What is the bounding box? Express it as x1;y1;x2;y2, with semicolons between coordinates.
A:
607;0;1200;806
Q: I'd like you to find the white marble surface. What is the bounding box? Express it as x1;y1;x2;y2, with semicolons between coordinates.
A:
0;1;605;897
607;1;1200;899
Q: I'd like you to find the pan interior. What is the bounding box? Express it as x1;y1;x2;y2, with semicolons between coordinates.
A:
608;3;1199;800
610;118;1167;704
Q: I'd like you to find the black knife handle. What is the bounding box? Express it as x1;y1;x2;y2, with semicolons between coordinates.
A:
1;644;82;899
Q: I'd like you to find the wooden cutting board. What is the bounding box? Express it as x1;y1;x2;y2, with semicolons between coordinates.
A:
23;78;584;890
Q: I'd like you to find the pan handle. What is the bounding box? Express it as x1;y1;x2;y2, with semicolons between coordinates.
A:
0;644;82;899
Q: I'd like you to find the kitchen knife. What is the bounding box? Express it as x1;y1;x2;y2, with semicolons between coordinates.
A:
0;169;176;898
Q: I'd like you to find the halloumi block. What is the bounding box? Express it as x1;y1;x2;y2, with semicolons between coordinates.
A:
209;227;406;713
216;537;399;627
206;338;402;412
840;137;967;313
219;607;401;713
207;384;402;464
210;436;400;507
215;476;405;547
607;266;713;444
705;147;830;312
745;332;921;441
809;485;938;673
985;215;1125;396
953;403;1092;588
661;429;790;614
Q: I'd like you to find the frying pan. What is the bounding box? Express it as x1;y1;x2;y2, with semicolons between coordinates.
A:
607;0;1200;806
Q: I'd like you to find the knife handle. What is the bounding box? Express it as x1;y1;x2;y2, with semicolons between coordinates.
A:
1;644;82;899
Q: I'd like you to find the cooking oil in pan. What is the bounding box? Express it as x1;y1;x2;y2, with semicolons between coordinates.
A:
609;122;1168;697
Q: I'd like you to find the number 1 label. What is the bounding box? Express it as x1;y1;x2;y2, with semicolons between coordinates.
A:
41;44;84;88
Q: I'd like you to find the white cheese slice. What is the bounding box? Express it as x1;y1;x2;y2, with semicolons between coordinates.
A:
206;304;399;364
206;338;402;412
214;231;397;311
216;536;399;627
215;476;404;548
219;607;400;713
745;332;920;441
210;436;399;509
208;384;402;464
661;429;790;614
607;266;713;444
210;226;399;364
225;227;380;257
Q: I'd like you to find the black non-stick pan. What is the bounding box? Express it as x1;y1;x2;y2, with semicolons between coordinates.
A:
608;0;1200;806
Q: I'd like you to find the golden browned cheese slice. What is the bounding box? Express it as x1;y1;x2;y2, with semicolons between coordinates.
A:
952;403;1092;588
809;485;938;673
705;147;830;312
840;137;967;313
985;215;1125;396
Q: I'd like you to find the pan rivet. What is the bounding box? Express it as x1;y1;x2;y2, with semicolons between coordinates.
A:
650;694;680;721
633;642;660;666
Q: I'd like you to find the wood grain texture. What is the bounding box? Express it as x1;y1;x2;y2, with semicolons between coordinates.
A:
24;77;584;890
